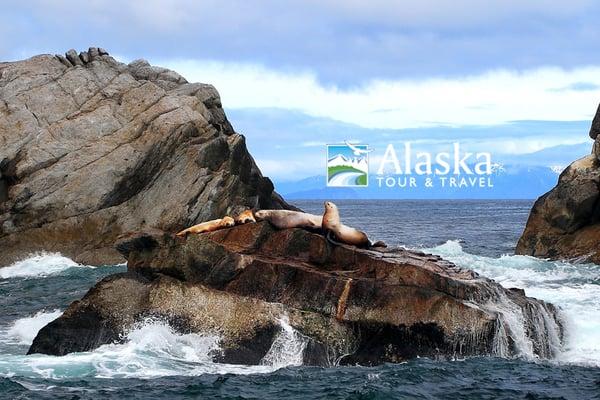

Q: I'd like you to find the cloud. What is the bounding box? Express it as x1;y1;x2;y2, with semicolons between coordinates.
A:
229;108;593;180
549;82;600;92
3;1;600;84
158;60;600;129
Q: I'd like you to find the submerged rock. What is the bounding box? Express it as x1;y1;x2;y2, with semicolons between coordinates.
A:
29;222;564;365
517;105;600;263
0;49;292;266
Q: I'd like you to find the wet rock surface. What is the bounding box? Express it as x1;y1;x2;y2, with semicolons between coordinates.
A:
30;222;564;365
0;49;292;266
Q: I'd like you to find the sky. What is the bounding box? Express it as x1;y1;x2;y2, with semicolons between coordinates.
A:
2;0;599;183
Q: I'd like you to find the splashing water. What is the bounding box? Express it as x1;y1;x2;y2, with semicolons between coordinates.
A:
4;310;62;345
0;317;309;379
0;253;90;279
261;316;307;368
0;254;312;380
426;240;600;367
1;201;599;398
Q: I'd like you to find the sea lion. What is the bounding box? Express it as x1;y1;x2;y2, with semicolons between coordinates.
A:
176;216;235;237
254;210;322;230
235;209;256;225
322;201;386;248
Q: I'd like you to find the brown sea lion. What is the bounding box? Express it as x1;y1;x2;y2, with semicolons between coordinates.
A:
176;216;235;237
235;209;256;225
322;201;386;248
254;210;322;230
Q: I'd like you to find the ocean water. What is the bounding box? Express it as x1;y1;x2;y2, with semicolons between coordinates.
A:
0;200;599;399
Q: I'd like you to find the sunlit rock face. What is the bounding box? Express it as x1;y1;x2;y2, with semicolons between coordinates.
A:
517;106;600;263
0;48;291;266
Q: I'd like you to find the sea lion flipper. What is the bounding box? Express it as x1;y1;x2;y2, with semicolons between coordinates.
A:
235;209;256;225
326;231;344;247
370;240;387;248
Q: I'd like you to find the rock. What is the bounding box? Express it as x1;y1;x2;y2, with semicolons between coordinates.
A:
29;222;564;365
55;54;71;67
88;47;100;60
590;103;600;140
517;102;600;262
516;154;600;262
79;51;90;64
65;49;82;66
127;59;188;91
0;49;294;266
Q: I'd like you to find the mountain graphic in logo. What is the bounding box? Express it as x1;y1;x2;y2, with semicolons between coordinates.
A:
326;143;370;187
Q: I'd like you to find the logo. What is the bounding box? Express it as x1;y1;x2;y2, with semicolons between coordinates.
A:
326;141;371;187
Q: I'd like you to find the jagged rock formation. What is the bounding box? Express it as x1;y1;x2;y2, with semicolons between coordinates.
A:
0;48;292;266
29;222;564;365
516;105;600;263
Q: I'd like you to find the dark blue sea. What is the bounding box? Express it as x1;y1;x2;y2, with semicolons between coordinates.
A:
1;200;599;399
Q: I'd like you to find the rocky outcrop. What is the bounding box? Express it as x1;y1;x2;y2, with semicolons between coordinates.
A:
29;222;564;365
516;105;600;263
0;48;292;266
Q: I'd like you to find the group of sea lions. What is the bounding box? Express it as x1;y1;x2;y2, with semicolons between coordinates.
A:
176;201;386;249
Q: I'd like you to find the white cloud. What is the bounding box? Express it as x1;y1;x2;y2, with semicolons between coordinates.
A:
301;141;328;147
157;59;600;129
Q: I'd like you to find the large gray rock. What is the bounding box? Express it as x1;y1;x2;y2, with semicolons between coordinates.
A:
0;49;292;266
517;104;600;262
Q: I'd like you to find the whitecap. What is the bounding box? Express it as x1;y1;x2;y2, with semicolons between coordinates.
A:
425;240;600;367
0;253;89;279
6;310;63;345
0;317;306;379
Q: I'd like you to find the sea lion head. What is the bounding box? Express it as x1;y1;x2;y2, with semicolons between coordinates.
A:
221;216;235;227
323;201;340;228
254;210;269;221
235;209;256;224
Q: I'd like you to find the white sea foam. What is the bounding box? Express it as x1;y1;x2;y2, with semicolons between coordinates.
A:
0;253;89;279
6;310;63;345
0;241;597;380
261;316;307;368
0;317;307;379
426;240;600;367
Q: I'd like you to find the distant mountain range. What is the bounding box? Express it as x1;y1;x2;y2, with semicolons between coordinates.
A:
274;164;563;199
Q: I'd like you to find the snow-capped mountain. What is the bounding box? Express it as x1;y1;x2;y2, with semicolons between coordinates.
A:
328;154;368;173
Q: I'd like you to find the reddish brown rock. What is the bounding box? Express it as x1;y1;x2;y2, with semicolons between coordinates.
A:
29;222;564;365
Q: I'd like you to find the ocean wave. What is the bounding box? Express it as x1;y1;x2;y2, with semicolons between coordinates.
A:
0;317;307;379
427;240;599;286
5;310;62;346
425;240;600;367
0;253;91;279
